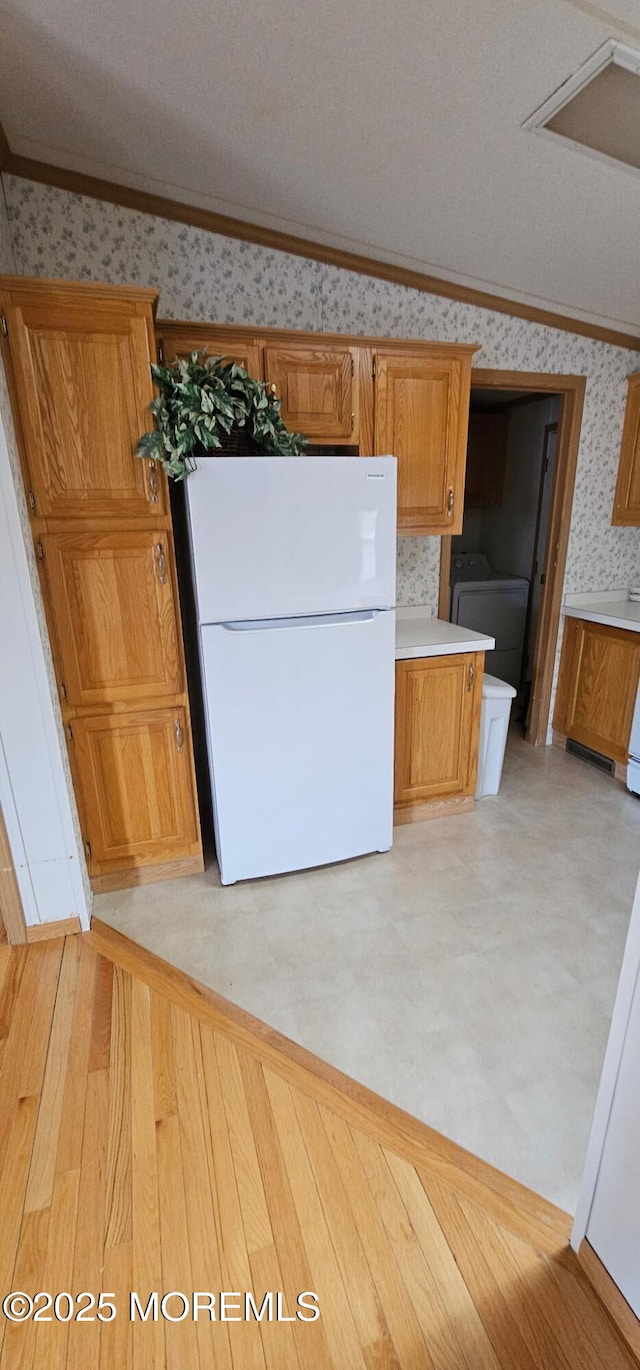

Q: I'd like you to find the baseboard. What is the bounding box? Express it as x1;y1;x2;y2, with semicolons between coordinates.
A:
394;794;474;825
578;1239;640;1360
26;915;82;942
91;853;205;894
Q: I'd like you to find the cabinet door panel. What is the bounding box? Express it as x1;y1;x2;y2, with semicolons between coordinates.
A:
159;329;264;379
375;353;470;533
558;618;640;762
5;297;161;518
612;374;640;526
42;532;183;707
73;709;199;869
394;653;481;804
265;346;358;440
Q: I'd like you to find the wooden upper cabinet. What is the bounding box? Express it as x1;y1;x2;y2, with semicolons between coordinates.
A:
394;652;483;808
158;327;264;380
554;617;640;762
1;286;162;520
41;531;183;708
374;352;472;534
265;346;359;441
612;374;640;526
72;708;200;872
464;411;509;508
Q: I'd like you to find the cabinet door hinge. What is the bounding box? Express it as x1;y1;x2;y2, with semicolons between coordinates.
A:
351;355;355;377
372;361;376;379
157;340;164;363
66;723;74;741
84;839;92;859
60;681;67;700
27;489;37;513
36;538;45;561
1;315;7;339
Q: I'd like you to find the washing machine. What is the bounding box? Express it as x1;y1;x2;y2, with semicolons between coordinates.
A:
450;553;529;688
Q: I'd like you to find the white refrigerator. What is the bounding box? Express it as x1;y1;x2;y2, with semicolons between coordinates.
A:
185;456;397;884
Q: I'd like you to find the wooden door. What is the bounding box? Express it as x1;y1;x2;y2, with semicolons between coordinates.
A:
612;374;640;526
158;328;264;380
41;531;183;707
72;708;199;872
554;618;640;762
265;346;359;440
374;353;471;534
2;291;163;520
394;652;482;807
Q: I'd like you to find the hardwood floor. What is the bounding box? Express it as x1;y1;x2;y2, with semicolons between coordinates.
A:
0;919;635;1369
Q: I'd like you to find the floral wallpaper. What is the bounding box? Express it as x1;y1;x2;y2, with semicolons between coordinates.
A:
2;172;640;649
0;183;15;273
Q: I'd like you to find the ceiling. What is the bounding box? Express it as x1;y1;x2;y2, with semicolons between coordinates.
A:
2;0;640;333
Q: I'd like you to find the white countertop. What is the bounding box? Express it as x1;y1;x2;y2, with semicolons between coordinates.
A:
564;598;640;633
395;607;495;659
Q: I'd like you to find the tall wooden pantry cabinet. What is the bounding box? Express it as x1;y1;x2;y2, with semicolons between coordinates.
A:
0;277;202;891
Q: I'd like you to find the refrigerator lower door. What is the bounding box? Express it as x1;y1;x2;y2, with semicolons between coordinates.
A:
200;609;395;883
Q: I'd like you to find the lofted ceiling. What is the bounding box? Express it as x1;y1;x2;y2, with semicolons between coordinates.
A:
1;0;640;333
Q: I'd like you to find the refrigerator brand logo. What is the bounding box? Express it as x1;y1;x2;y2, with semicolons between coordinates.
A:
366;473;385;479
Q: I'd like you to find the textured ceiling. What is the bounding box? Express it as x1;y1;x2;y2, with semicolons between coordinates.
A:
1;0;640;331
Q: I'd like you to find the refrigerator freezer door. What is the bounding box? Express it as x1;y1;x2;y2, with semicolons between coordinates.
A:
200;609;395;883
186;456;396;623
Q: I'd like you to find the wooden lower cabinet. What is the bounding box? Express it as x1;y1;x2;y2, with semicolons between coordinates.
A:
71;708;200;878
554;617;640;763
394;652;484;819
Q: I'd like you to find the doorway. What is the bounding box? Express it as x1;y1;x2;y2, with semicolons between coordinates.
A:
439;369;585;745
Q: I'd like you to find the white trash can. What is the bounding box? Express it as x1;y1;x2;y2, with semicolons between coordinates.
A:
476;673;517;798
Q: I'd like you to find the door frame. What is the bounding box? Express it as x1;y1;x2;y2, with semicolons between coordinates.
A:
439;369;586;747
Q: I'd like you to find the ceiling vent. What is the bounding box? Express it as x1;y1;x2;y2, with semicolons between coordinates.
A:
523;39;640;174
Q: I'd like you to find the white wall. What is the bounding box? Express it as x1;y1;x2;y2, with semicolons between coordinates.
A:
0;359;91;929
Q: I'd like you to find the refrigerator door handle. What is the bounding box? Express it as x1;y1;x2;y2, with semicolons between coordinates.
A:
219;609;388;632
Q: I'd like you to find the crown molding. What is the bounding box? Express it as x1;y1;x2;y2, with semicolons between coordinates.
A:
2;146;640;352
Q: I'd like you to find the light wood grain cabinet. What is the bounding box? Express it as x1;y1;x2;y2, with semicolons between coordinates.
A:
553;617;640;763
40;530;183;708
464;411;509;508
157;323;478;532
71;709;200;873
2;288;164;520
394;652;483;818
265;346;359;441
612;373;640;526
374;352;472;534
158;326;264;380
0;277;203;891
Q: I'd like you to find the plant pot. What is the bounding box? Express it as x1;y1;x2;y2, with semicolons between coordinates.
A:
216;427;259;455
